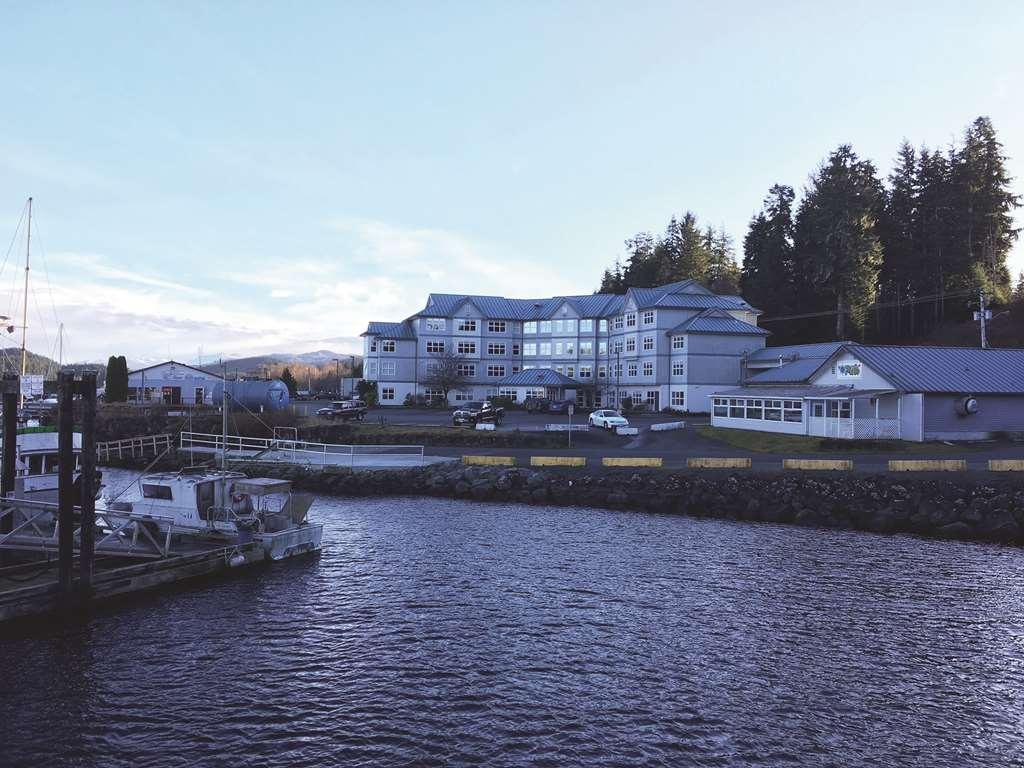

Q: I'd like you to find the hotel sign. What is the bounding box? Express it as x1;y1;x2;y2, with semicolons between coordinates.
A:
836;360;862;379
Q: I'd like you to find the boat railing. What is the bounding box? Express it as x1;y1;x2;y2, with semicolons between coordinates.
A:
180;432;425;467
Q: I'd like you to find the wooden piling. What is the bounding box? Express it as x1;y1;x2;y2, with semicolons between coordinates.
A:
79;372;97;592
57;371;75;593
0;374;17;533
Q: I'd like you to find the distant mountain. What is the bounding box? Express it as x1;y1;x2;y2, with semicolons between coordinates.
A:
0;346;61;377
206;350;361;375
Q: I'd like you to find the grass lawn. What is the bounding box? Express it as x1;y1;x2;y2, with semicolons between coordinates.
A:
696;425;975;454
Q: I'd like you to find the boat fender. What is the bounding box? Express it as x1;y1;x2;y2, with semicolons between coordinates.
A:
228;553;246;568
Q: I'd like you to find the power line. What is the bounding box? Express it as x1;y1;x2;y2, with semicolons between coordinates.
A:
758;289;977;323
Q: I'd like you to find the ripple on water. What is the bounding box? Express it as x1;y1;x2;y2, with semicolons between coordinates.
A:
2;473;1024;767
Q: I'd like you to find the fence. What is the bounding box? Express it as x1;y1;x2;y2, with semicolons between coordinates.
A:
97;434;176;462
179;432;425;468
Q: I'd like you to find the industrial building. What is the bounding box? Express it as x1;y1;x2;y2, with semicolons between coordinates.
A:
711;343;1024;441
360;280;769;411
127;361;222;406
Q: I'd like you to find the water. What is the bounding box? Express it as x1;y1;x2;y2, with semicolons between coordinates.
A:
2;471;1024;767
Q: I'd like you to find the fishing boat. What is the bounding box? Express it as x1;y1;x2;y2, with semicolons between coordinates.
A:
103;469;323;560
0;427;86;503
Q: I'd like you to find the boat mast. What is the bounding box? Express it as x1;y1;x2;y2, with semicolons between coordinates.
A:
221;359;228;470
19;197;32;408
58;323;64;368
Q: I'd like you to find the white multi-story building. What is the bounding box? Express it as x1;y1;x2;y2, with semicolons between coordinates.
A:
360;280;768;412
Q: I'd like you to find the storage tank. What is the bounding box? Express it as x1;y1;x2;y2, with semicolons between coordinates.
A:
212;379;291;412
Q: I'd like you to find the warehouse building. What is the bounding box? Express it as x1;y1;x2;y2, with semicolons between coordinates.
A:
712;344;1024;441
127;361;222;406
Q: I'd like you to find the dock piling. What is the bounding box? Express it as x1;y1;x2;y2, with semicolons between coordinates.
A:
0;374;17;533
57;371;75;592
79;372;97;591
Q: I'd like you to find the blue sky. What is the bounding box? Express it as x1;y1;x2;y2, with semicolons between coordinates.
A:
1;1;1021;364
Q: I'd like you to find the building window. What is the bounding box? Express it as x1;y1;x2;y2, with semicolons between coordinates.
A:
625;337;636;352
554;342;563;356
784;400;804;422
643;362;653;376
366;361;377;377
425;318;445;331
599;341;607;355
565;319;576;333
554;365;564;375
553;319;563;333
426;341;445;354
614;363;622;378
671;391;685;407
599;319;608;332
523;343;537;357
765;400;782;421
540;342;552;356
672;336;685;350
454;391;473;402
498;387;518;401
540;320;552;333
642;336;654;351
512;343;520;356
746;399;764;419
646;391;657;406
613;340;623;354
579;341;592;355
457;319;477;332
627;363;637;377
564;366;574;378
457;342;477;355
424;387;444;402
613;316;623;330
456;364;476;377
642;311;654;325
672;362;685;376
488;320;506;333
381;340;396;353
579;366;592;378
598;365;606;379
369;339;377;352
381;386;395;401
729;399;744;418
625;313;636;328
580;319;593;332
524;321;537;334
713;398;728;417
487;365;505;377
826;401;851;419
525;387;546;399
512;366;520;374
487;343;506;355
380;361;396;377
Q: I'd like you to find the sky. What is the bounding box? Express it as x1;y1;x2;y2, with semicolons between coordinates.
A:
1;1;1021;365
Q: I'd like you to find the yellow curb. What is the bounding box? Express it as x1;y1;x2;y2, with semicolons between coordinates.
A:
462;455;515;466
989;459;1024;472
687;457;752;469
783;459;854;471
888;459;967;472
530;456;586;467
603;457;663;468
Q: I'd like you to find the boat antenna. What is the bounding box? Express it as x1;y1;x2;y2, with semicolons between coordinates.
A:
19;197;31;408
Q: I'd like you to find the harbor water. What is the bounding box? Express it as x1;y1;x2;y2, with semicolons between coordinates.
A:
2;470;1024;767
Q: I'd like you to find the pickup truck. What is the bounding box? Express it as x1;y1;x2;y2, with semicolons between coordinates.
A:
316;400;368;421
452;400;505;427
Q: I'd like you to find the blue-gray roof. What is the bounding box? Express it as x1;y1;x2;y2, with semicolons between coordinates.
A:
667;309;770;336
496;369;579;387
361;321;415;339
746;358;826;383
715;385;895;399
848;345;1024;394
747;342;848;365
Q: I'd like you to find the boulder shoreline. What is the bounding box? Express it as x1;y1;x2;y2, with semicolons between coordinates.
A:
101;457;1024;545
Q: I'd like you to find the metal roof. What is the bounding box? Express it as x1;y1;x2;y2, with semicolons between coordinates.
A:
667;309;770;337
846;345;1024;394
714;385;895;399
495;369;580;387
746;358;825;383
362;321;416;339
746;342;849;365
127;360;221;377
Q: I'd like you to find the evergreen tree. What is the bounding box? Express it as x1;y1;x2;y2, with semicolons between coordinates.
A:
704;226;741;295
878;141;918;335
741;184;797;323
280;366;298;397
794;145;884;339
104;355;129;401
621;232;659;288
656;213;709;285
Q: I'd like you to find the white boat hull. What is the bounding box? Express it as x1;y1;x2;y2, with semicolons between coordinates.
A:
254;523;323;561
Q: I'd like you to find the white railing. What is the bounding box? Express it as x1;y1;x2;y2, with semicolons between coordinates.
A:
179;432;425;467
97;434;176;462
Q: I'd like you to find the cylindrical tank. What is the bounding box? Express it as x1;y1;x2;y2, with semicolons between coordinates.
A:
212;379;291;412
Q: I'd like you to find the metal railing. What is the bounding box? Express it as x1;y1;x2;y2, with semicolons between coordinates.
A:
179;432;425;467
96;434;176;462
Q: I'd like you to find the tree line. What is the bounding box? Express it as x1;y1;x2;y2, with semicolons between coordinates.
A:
598;116;1020;345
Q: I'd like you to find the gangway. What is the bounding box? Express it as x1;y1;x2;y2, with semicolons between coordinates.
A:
179;431;428;468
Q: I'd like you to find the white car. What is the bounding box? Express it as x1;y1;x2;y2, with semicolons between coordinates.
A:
589;409;629;430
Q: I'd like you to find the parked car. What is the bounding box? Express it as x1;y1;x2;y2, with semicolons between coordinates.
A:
523;396;551;414
316;400;367;421
547;399;577;414
588;409;629;430
452;400;505;426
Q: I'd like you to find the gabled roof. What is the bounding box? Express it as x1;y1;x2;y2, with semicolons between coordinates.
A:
841;345;1024;395
361;321;416;339
127;360;221;377
495;369;579;387
746;341;848;365
746;358;826;383
666;309;770;337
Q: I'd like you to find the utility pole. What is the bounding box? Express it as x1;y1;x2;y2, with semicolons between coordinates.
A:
333;358;341;398
350;355;356;396
975;289;990;349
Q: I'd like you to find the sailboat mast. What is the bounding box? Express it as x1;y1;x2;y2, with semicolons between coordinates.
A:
19;197;32;407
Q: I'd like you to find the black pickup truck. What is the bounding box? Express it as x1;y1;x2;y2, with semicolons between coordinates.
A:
451;400;505;427
316;400;368;421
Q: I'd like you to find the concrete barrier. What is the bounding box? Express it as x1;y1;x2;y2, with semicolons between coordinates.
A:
687;457;751;469
650;421;685;432
783;459;854;471
462;455;515;466
530;456;586;467
989;459;1024;472
474;423;495;431
616;427;640;436
603;457;663;468
888;459;967;472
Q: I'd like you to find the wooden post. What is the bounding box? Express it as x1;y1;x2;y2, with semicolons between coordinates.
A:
57;371;75;593
1;374;18;533
78;372;97;592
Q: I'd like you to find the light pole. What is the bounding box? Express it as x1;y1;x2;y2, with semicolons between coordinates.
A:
333;358;341;399
349;355;356;397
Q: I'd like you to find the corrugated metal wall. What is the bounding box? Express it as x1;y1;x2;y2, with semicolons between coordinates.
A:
923;394;1024;439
